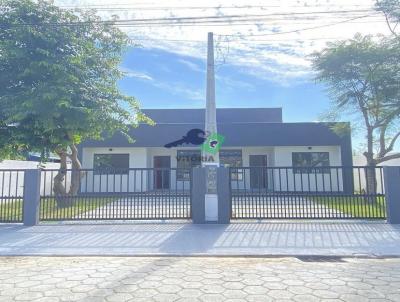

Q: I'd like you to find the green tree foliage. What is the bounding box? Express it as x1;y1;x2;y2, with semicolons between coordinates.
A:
0;0;152;206
312;35;400;166
312;35;400;200
376;0;400;36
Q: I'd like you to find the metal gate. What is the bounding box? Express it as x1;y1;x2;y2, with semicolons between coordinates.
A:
40;168;191;221
0;170;24;223
230;166;386;219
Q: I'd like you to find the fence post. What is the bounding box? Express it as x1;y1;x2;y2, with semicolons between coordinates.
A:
191;167;230;224
216;167;231;224
23;169;41;226
383;166;400;224
192;167;206;224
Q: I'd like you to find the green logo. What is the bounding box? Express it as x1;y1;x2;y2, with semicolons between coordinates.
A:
201;132;225;155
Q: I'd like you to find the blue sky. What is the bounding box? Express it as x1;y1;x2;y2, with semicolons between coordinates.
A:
57;0;396;152
119;47;331;123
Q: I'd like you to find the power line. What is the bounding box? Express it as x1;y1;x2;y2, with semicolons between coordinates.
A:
2;10;378;27
220;15;376;37
129;34;384;43
58;4;375;10
115;16;384;28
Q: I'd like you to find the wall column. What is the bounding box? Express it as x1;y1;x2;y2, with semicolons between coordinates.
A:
23;169;41;226
191;167;230;224
384;166;400;224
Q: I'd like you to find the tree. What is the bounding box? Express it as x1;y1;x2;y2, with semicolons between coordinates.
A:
376;0;400;37
0;0;152;207
312;35;400;200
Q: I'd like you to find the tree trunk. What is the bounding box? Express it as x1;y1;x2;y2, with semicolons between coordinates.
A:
53;149;73;208
364;156;377;204
53;144;84;208
68;144;82;196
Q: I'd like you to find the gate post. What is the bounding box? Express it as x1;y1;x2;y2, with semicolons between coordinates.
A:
191;167;230;224
383;166;400;224
23;169;41;226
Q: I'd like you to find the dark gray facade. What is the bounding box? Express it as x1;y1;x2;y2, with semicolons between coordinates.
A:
79;108;352;167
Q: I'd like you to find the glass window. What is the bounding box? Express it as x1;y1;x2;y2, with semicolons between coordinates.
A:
93;154;129;174
176;150;201;181
220;149;243;180
292;152;330;174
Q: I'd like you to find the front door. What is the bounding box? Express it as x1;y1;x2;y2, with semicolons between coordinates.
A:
154;156;171;189
249;155;268;189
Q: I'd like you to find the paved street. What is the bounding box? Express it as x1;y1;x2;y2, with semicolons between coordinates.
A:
0;256;400;301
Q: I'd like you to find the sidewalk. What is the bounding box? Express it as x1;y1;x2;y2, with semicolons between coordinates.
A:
0;221;399;256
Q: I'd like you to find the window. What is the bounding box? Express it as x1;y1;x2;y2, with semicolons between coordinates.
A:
93;154;129;174
220;149;243;180
176;150;201;180
292;152;330;174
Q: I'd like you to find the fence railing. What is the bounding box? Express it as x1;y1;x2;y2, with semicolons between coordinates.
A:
0;166;393;223
39;168;192;221
0;170;25;223
230;166;386;219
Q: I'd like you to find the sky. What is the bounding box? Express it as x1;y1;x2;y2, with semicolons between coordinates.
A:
55;0;395;151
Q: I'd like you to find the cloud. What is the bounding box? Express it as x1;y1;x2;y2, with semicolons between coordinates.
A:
152;81;204;101
57;0;388;86
120;67;154;81
216;75;255;90
177;59;204;73
119;66;203;101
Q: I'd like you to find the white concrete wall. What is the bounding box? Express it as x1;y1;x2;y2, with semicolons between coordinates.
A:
0;160;66;198
147;147;192;191
81;147;148;193
80;145;344;193
273;146;343;192
352;154;398;193
229;147;274;190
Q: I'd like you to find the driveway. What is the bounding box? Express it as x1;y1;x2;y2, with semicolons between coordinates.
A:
0;256;399;301
0;222;399;256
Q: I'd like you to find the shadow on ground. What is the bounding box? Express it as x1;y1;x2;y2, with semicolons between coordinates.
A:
0;221;399;256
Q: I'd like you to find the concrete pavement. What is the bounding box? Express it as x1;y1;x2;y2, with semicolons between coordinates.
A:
0;221;399;256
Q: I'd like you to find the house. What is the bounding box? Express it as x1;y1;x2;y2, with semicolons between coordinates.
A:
78;107;353;193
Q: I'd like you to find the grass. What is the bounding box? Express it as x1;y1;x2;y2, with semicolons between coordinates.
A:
1;194;387;222
0;198;23;222
39;197;116;220
311;195;386;218
0;196;116;222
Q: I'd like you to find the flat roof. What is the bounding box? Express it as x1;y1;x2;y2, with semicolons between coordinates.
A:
80;122;349;148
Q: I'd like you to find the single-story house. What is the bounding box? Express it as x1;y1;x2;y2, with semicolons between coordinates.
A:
78;108;353;193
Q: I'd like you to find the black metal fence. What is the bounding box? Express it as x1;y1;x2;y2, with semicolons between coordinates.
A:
230;166;386;219
39;168;192;221
0;170;24;223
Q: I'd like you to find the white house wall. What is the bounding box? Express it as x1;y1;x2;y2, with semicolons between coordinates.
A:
81;145;344;193
273;146;343;192
81;147;148;193
147;147;192;191
231;147;274;190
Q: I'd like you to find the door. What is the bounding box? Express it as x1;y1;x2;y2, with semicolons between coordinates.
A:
154;156;171;189
249;155;268;189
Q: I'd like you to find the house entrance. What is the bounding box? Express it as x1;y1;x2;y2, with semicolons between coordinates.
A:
154;156;171;189
249;155;268;189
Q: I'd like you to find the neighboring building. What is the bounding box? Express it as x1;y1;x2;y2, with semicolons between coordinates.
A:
353;154;400;193
78;108;353;193
353;154;400;166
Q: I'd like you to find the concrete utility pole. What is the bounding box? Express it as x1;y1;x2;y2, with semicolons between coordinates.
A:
203;32;220;166
203;32;219;222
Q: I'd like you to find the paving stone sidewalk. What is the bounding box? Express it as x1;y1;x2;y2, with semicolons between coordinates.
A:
0;256;400;302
